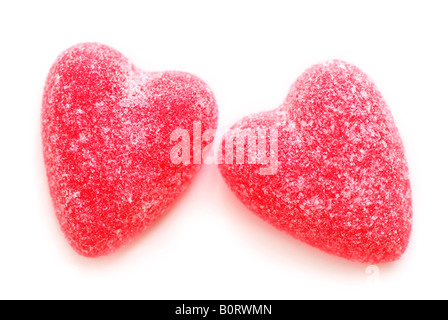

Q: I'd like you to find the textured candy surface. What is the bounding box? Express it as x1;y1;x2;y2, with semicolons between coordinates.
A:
219;60;412;263
42;43;218;257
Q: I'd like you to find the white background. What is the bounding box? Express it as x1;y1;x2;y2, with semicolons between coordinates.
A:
0;0;447;299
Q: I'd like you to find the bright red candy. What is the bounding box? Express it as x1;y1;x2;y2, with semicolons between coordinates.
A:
219;60;412;263
42;43;218;257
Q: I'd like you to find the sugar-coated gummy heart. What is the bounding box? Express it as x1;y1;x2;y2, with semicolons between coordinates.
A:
42;43;218;257
219;60;412;263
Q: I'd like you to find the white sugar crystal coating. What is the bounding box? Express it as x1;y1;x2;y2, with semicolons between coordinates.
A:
219;60;412;263
42;43;218;257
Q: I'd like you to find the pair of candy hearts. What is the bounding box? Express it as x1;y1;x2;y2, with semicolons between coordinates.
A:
42;43;412;263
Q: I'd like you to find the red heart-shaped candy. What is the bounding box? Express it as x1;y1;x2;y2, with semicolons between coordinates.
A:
42;43;218;257
219;60;412;263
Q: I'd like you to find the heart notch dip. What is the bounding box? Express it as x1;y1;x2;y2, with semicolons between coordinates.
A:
219;60;412;263
42;43;218;257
